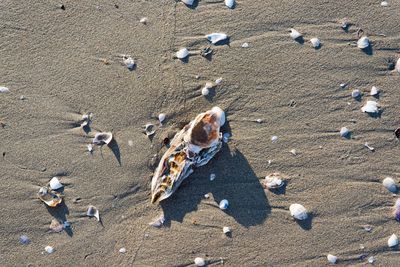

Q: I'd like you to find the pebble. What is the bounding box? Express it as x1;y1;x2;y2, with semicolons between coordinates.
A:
351;89;361;98
223;133;230;143
128;140;134;147
382;177;397;193
87;144;93;153
340;83;347;89
381;1;388;7
0;86;10;93
289;203;308;220
290;149;297;155
20;95;26;100
19;235;30;245
215;77;223;85
340;127;350;138
204;193;210;199
139;17;148;24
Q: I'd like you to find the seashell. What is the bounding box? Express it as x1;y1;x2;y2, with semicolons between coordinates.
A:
271;135;278;143
289;203;308;220
327;254;337;264
357;36;370;49
38;187;63;207
194;257;206;267
210;173;216;181
223;226;231;234
370;86;379;96
362;224;372;232
49;219;64;233
388;234;398;247
119;247;127;253
206;33;228;45
144;124;156;136
81;112;92;127
340;127;350;138
340;83;347;89
87;205;100;221
289;28;302;40
200;47;213;57
396;58;400;73
211;106;225;126
139;17;147;24
361;101;379;114
310;38;321;48
383;177;397;193
381;1;388;7
19;235;30;245
87;144;93;153
0;86;10;93
368;256;374;263
290;149;297;155
20;95;26;100
225;0;235;9
201;87;209;96
204;193;210;199
158;113;166;124
122;55;135;70
264;173;284;189
45;246;55;254
215;77;223;85
364;142;375;151
181;0;194;6
241;42;249;48
149;214;165;228
393;198;400;221
352;89;361;98
340;18;350;30
93;132;113;145
219;199;229;210
49;177;63;190
176;48;189;59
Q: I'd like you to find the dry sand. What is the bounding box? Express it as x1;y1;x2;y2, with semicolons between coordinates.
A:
1;0;400;266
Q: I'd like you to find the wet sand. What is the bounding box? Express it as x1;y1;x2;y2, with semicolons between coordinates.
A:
1;0;400;266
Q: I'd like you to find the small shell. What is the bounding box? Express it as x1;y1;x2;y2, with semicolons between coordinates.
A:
241;42;249;48
201;87;209;96
144;124;156;136
38;187;63;207
289;28;302;40
388;234;398;247
87;205;100;221
383;177;397;193
396;58;400;73
310;38;321;48
158;113;166;124
361;101;379;114
211;106;226;126
327;254;337;264
290;149;297;155
149;214;165;228
368;256;374;263
87;144;93;153
340;18;350;30
357;36;370;49
93;132;113;145
119;247;127;253
182;0;195;6
49;219;64;233
381;1;388;7
123;56;135;70
289;203;308;220
370;86;379;96
210;173;216;181
219;199;229;210
225;0;235;9
176;48;189;59
194;257;206;267
340;127;350;138
271;135;278;143
352;89;361;98
264;173;284;189
215;77;223;85
364;142;375;151
340;83;347;89
206;33;228;45
393;198;400;221
223;226;231;234
139;17;147;24
0;86;10;93
45;246;55;254
19;235;30;245
49;177;63;190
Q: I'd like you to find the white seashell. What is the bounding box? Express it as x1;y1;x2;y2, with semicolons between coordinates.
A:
289;203;308;220
206;33;228;44
20;95;25;100
225;0;235;9
340;127;350;137
139;17;147;24
49;177;63;190
241;42;249;48
327;254;337;264
0;86;10;93
340;18;350;30
144;124;156;136
204;193;210;199
290;149;297;155
223;226;231;234
194;257;206;267
176;48;189;59
182;0;195;6
123;56;135;70
388;234;398;247
87;144;93;152
310;38;321;48
119;247;127;253
396;58;400;73
149;215;165;228
364;142;375;151
340;83;347;89
357;36;370;49
158;113;166;123
382;177;397;193
289;28;302;40
381;1;388;7
222;132;230;143
219;199;229;210
87;205;100;221
93;132;113;145
210;173;216;181
368;256;374;263
201;87;209;96
211;106;226;126
45;246;55;254
271;135;278;143
361;101;379;113
370;86;379;96
352;89;361;98
264;173;284;189
215;77;223;85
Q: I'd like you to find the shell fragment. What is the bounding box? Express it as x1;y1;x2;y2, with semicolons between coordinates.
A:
93;132;113;145
361;101;379;114
206;33;228;45
49;177;63;190
87;205;100;221
176;48;189;59
38;187;63;207
388;234;398;247
289;203;308;220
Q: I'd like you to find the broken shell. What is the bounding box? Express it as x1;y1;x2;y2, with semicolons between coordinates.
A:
211;106;225;126
396;58;400;73
215;77;223;85
393;198;400;221
271;135;278;143
225;0;235;9
210;173;216;181
87;144;93;153
38;187;63;207
388;234;398;247
45;246;55;254
0;86;10;93
383;177;397;193
340;83;347;89
357;36;370;49
181;0;194;6
370;86;379;96
352;89;361;98
149;215;165;228
289;28;302;40
201;87;209;96
364;142;375;151
340;127;350;138
93;132;113;145
158;113;166;124
310;38;321;48
19;235;30;245
119;247;127;253
49;219;64;233
223;226;231;234
194;257;206;267
219;199;229;210
206;33;228;45
241;42;249;48
139;17;147;24
49;177;63;190
122;55;135;70
144;124;156;136
381;1;388;7
395;128;400;139
176;48;189;59
264;173;284;189
327;254;337;264
361;101;379;114
290;149;297;155
368;256;374;263
87;205;100;221
289;203;308;220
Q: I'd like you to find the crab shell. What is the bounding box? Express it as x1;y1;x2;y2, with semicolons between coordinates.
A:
150;107;225;204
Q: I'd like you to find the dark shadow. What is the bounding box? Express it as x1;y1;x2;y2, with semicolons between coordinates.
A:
365;109;382;118
342;132;351;139
108;139;121;166
354;95;362;102
313;43;322;50
294;36;304;45
179;57;189;64
295;213;313;230
213;37;230;46
82;124;91;134
268;183;287;195
204;88;216;102
361;45;373;55
45;202;73;237
160;145;270;228
180;0;198;9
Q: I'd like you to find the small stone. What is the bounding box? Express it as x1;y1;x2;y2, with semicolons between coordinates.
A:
352;89;361;98
59;4;65;10
128;140;134;146
290;149;297;155
340;83;347;89
256;119;263;123
223;226;231;234
20;95;26;100
119;247;126;253
87;144;93;153
215;77;223;85
204;193;210;199
340;127;350;138
381;1;388;7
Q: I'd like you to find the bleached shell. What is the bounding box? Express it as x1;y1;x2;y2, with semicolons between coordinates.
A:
388;234;398;247
340;127;350;137
158;113;166;123
289;203;308;220
219;199;229;210
215;77;223;85
93;132;113;145
381;1;388;7
264;173;284;189
289;29;302;40
194;257;206;267
123;56;135;70
49;177;63;190
327;254;337;264
225;0;235;8
383;177;397;193
351;89;361;98
38;187;63;207
119;247;127;253
211;106;225;126
87;205;100;221
201;87;209;96
370;86;379;96
361;101;379;113
182;0;195;5
176;48;189;59
310;38;321;48
139;17;147;24
393;198;400;221
45;246;55;254
357;36;370;49
395;58;400;73
206;33;228;44
0;86;10;93
241;42;249;48
223;226;231;234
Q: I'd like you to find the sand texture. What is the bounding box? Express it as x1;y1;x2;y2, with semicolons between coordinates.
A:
1;0;400;266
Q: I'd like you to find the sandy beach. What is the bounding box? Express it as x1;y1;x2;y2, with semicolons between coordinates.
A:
1;0;400;266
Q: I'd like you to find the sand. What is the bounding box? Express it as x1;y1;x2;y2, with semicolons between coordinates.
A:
1;0;400;266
